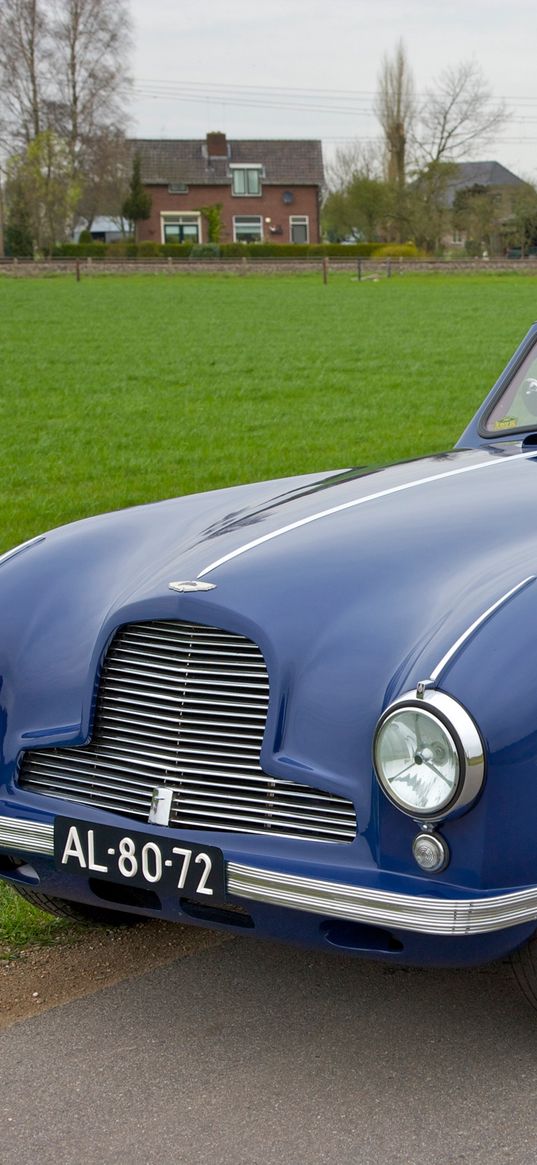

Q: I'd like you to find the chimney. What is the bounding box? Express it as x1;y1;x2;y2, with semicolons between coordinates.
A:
206;131;228;158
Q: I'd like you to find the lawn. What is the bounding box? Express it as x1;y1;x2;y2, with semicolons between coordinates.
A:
1;269;537;949
2;271;537;556
0;881;83;954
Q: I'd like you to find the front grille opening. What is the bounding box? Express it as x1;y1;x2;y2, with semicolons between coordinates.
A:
89;878;161;911
180;897;255;928
19;619;357;844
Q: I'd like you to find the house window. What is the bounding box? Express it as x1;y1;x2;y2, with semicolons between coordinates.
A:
452;228;465;245
290;216;309;244
231;167;263;196
233;216;263;243
161;213;201;244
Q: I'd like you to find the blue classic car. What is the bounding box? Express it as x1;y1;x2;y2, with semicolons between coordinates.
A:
4;324;537;1004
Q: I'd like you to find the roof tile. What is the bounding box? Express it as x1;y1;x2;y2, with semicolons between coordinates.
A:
130;138;324;187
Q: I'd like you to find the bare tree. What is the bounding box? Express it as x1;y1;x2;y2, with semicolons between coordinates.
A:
76;127;130;229
48;0;132;171
325;140;384;192
415;62;507;165
374;40;415;186
0;0;51;148
0;0;132;250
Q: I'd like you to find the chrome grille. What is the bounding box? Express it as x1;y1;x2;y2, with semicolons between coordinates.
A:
19;620;356;843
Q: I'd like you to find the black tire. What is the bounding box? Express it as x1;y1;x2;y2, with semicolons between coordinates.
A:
511;936;537;1010
12;884;142;927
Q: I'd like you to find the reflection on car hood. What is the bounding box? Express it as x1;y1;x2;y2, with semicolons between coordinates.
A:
2;442;537;767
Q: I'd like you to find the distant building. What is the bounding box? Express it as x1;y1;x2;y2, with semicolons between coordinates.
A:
73;216;129;243
130;132;324;245
443;161;526;251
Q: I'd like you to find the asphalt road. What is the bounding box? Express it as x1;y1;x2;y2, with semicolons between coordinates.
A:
1;936;537;1165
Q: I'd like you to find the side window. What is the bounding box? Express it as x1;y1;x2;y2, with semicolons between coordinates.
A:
486;354;537;431
231;168;262;196
233;216;263;243
290;216;309;244
161;215;200;243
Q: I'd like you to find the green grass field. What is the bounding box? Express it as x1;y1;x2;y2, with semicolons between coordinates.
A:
2;271;537;556
1;270;537;949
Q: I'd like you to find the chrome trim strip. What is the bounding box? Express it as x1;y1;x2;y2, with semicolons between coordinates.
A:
430;575;536;683
0;815;53;855
227;862;537;936
0;535;46;569
197;452;537;579
3;814;537;935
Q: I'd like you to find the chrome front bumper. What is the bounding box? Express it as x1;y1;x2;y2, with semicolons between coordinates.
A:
2;814;537;937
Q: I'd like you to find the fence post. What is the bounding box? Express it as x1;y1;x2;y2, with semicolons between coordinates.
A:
322;256;328;284
75;259;81;282
357;259;362;282
387;259;392;278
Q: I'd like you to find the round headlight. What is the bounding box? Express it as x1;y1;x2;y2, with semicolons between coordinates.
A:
373;691;485;821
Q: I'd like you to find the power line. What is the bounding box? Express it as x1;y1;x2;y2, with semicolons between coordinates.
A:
131;80;537;123
135;77;537;106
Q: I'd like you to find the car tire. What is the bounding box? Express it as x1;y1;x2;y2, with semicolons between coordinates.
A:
511;937;537;1010
12;884;142;927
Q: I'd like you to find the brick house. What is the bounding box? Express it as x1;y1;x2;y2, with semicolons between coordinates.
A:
442;161;526;250
130;132;324;245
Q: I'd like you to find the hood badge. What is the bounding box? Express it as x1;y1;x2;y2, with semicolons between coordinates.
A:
148;787;173;826
168;580;216;593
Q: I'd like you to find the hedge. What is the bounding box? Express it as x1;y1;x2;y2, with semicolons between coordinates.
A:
51;240;422;261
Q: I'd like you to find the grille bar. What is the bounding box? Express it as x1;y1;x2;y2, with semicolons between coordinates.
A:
19;620;357;843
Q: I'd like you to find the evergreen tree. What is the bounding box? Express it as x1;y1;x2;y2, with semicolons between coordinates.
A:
122;155;151;242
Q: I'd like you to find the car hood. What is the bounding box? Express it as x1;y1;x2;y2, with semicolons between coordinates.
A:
2;442;537;783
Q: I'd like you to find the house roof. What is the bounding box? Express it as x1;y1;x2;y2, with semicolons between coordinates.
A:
130;137;324;187
444;161;526;205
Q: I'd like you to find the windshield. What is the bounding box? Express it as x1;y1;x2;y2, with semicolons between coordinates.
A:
486;343;537;433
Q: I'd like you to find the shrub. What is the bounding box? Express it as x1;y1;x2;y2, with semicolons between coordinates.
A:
5;222;34;257
191;243;221;259
78;230;93;244
107;240;139;258
219;243;250;258
218;242;381;259
136;241;161;257
44;239;424;262
372;243;422;259
52;242;107;258
465;240;483;258
159;243;193;258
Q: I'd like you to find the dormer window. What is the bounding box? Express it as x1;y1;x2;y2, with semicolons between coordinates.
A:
230;165;263;196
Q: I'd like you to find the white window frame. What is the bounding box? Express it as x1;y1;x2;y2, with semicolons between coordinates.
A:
233;215;264;243
290;216;309;244
230;165;263;197
160;212;202;244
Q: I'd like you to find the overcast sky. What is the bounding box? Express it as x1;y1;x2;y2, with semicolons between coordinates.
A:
129;0;537;180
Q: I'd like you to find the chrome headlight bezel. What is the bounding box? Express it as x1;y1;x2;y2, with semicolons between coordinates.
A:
373;689;485;822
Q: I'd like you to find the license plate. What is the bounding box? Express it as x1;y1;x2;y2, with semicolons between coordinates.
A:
54;817;225;900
